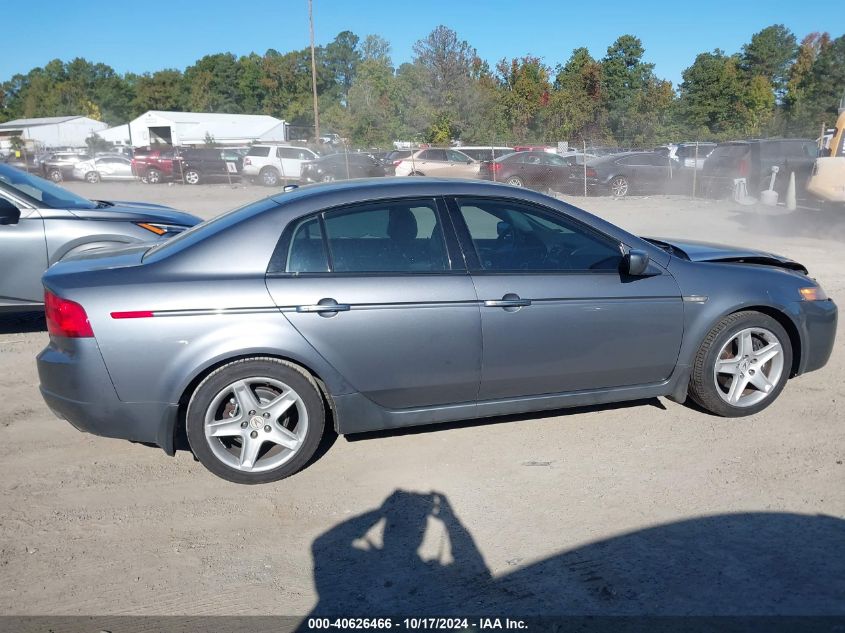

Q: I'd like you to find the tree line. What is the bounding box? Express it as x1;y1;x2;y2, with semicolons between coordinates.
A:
1;24;842;148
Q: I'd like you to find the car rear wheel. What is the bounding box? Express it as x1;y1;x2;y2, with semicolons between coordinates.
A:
186;358;325;484
610;176;629;197
321;173;335;182
260;167;280;187
48;169;62;182
506;176;524;187
146;168;162;184
85;171;100;184
689;311;792;417
184;169;201;185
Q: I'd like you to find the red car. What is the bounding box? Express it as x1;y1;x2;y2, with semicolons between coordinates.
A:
131;148;180;184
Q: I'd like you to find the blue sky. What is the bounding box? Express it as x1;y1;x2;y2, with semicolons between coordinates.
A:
1;0;841;87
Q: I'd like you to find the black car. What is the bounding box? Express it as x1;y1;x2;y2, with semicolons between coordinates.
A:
700;139;818;199
300;152;390;183
177;148;243;185
580;151;683;197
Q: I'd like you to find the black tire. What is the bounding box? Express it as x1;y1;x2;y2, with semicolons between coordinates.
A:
609;175;629;197
260;167;280;187
409;171;425;176
184;169;201;185
186;357;326;484
48;168;62;182
146;168;162;184
85;171;100;184
688;311;792;417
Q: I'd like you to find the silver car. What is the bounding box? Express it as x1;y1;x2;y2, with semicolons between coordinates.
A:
37;179;837;484
0;164;201;313
71;155;137;183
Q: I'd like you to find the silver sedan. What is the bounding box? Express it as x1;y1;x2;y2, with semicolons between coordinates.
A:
37;179;837;484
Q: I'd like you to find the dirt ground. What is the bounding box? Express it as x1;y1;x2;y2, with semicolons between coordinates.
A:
1;181;843;617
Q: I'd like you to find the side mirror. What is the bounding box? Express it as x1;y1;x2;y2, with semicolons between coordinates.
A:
0;198;21;225
624;249;650;276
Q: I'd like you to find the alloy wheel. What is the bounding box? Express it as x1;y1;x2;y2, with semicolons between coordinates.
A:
506;176;524;187
611;176;629;197
713;327;784;407
203;377;308;473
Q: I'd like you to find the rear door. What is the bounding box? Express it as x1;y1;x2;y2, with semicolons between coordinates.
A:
265;197;481;409
448;196;683;400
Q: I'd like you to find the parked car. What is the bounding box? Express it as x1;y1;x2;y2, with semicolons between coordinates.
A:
479;150;577;191
700;139;818;199
131;148;180;184
242;144;320;186
456;146;515;162
393;148;478;178
581;151;682;197
178;148;243;185
0;163;200;313
71;155;137;183
41;151;91;182
300;152;390;183
674;142;717;169
36;179;835;483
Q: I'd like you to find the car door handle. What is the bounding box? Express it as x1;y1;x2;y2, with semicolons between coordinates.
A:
296;300;350;313
484;296;531;308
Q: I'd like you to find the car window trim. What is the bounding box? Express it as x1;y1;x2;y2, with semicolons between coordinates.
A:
266;196;468;277
445;195;625;275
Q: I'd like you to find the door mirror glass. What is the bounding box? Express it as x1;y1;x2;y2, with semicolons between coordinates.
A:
0;198;21;225
625;249;650;276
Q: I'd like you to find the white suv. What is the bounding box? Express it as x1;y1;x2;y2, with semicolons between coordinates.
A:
243;145;319;186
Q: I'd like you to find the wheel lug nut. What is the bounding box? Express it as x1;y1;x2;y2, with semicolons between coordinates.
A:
264;425;271;433
250;430;258;439
240;421;248;428
263;412;271;418
248;410;256;416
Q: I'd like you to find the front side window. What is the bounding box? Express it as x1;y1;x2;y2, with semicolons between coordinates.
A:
455;198;622;272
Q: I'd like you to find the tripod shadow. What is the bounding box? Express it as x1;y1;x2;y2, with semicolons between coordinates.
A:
303;490;845;618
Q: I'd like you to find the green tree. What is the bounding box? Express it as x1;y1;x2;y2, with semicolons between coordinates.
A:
183;53;242;112
324;31;361;104
601;35;657;142
495;56;551;142
741;24;797;100
133;69;185;113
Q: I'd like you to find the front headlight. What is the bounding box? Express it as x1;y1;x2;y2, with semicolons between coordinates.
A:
136;222;188;237
799;285;829;301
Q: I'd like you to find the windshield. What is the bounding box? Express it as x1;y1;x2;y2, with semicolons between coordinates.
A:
0;164;97;209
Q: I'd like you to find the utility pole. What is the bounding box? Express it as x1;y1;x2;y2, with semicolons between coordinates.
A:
308;0;320;143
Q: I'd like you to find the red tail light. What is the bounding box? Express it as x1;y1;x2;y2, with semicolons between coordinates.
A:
244;157;252;166
488;162;502;172
44;290;94;338
585;167;597;178
393;159;403;166
738;158;749;177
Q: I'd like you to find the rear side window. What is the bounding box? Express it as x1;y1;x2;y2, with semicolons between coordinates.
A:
247;146;271;157
420;149;447;161
323;200;447;273
286;217;329;273
272;199;450;275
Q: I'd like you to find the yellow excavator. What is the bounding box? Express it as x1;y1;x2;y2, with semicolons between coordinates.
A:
807;93;845;203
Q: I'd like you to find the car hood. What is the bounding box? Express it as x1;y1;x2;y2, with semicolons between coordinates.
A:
645;237;807;273
68;201;201;227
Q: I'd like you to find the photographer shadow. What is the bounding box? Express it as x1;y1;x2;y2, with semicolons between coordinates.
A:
303;490;845;618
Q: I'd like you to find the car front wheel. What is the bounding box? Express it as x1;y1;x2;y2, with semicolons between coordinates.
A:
184;169;201;185
85;171;100;183
186;358;325;484
689;311;792;417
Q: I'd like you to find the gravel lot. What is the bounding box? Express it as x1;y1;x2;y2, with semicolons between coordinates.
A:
1;181;843;617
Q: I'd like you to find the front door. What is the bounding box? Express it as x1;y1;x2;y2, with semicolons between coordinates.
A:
265;197;481;409
0;199;47;308
449;196;684;401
